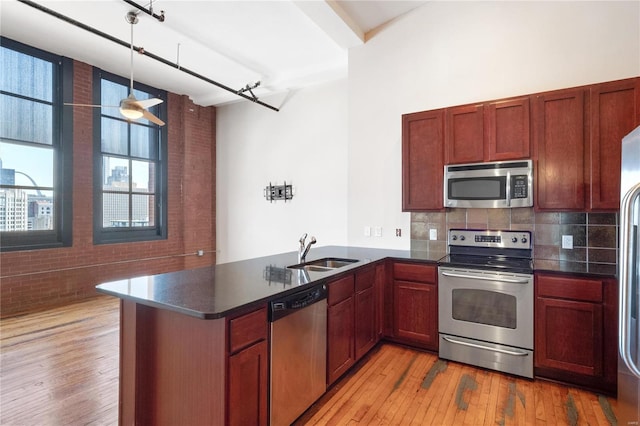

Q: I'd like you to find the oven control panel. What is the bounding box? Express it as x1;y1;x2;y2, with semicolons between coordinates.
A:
448;229;532;249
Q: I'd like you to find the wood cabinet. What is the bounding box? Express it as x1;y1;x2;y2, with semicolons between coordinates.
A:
355;266;378;360
534;273;617;394
327;274;355;385
401;110;445;211
327;266;382;385
446;97;531;164
588;77;640;210
446;103;485;164
485;96;531;161
391;262;438;351
119;301;268;425
533;88;587;211
227;307;268;426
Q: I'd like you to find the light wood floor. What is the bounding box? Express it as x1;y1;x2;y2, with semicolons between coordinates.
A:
1;297;618;425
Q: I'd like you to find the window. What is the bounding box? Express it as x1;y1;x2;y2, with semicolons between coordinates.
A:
94;69;167;244
0;38;72;251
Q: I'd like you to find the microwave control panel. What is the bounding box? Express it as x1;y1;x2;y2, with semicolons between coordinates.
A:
511;175;528;199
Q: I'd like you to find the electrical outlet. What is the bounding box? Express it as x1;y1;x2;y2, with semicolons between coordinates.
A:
374;227;382;237
395;228;401;237
364;226;371;237
562;235;573;249
429;229;437;241
197;249;204;257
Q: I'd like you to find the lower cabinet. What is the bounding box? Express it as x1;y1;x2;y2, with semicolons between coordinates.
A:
327;274;356;385
391;262;439;351
228;307;269;425
534;272;617;394
327;265;381;386
119;301;268;425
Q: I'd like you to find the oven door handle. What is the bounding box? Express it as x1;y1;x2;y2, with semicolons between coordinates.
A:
442;336;529;357
441;271;530;284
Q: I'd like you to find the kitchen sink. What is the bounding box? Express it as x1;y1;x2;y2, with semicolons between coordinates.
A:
288;257;358;272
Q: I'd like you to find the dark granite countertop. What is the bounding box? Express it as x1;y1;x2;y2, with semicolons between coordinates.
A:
96;245;616;320
96;246;445;319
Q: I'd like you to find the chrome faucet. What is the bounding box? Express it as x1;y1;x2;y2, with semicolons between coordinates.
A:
298;233;316;263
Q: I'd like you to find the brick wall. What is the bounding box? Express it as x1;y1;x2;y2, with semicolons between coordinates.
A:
0;60;216;317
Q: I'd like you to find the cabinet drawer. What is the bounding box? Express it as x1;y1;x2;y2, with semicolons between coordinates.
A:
355;266;376;292
229;307;268;354
328;275;355;306
536;274;603;303
393;262;437;284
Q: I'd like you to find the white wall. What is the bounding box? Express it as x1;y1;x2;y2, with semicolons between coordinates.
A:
347;1;640;249
217;1;640;262
216;79;348;263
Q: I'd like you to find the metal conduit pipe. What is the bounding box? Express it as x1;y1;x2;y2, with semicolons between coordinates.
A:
17;0;280;112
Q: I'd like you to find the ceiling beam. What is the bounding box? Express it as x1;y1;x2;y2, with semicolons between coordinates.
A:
293;0;364;49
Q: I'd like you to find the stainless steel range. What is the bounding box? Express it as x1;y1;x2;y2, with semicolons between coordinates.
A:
438;229;534;378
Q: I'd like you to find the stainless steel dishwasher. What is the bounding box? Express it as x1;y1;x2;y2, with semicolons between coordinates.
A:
270;283;327;426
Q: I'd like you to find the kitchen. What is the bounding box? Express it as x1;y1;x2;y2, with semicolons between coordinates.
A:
1;1;639;425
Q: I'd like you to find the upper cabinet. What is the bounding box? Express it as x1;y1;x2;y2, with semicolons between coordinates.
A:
402;76;639;212
446;97;530;164
446;104;485;164
401;110;445;211
533;88;587;211
588;78;640;211
533;77;640;212
485;96;531;161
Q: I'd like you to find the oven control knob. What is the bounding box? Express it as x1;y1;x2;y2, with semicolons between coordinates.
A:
459;235;465;241
451;235;457;241
521;237;528;243
511;237;518;243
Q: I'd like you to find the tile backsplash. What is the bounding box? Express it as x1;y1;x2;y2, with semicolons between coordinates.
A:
411;208;618;274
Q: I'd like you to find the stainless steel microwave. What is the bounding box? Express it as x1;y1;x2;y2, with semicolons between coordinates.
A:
444;160;533;208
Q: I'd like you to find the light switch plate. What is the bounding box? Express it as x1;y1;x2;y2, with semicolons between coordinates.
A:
364;226;371;237
429;229;437;241
374;227;382;237
562;235;573;249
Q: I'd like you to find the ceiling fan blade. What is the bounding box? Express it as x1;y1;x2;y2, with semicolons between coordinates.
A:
63;103;119;108
142;109;165;126
135;98;163;109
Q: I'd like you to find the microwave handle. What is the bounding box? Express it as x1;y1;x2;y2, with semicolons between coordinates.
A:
506;171;511;207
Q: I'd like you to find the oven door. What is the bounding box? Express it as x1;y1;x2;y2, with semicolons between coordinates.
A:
438;266;533;350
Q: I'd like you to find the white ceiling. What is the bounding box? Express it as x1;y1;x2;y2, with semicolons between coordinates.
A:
0;0;427;109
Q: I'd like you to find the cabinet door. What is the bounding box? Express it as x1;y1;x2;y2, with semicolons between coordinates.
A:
393;280;438;351
375;262;386;339
228;341;268;426
402;110;445;211
327;296;355;385
485;96;531;161
535;297;603;377
446;104;485;164
589;77;640;210
355;285;376;360
533;88;587;210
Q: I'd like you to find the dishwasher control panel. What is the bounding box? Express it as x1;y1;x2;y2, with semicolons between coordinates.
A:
269;284;327;322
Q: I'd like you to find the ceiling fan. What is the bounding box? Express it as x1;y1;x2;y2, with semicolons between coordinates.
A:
65;11;165;126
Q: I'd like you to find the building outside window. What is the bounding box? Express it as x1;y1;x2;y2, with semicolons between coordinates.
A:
93;69;167;244
0;38;72;251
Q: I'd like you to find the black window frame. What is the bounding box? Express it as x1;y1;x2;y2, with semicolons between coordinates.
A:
93;68;167;245
0;37;73;252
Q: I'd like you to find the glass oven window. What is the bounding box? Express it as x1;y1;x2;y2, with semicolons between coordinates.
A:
452;288;516;328
448;177;505;200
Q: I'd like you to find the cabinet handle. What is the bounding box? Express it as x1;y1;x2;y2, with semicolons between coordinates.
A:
442;336;529;357
441;271;530;284
619;181;640;379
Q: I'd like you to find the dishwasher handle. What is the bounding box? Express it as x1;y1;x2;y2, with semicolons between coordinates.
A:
270;284;327;322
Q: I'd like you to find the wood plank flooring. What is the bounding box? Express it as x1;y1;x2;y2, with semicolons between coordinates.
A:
297;345;618;426
1;296;619;426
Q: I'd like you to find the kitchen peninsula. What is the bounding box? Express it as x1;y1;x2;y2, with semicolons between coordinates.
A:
97;246;438;425
97;245;617;425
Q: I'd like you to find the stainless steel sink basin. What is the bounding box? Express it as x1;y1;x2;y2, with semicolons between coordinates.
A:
288;257;358;272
